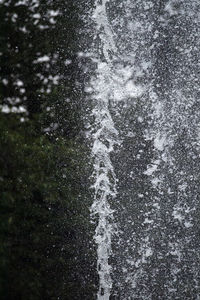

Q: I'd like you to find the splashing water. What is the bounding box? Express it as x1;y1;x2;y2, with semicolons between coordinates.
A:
90;1;119;299
87;0;200;299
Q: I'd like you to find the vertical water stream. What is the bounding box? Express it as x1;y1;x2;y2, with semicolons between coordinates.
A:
90;1;119;299
87;1;200;299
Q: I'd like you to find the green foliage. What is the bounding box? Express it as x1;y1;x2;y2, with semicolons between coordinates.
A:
0;0;59;115
0;0;97;299
0;113;96;299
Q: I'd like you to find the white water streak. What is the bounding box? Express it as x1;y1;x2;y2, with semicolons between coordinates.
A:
90;0;119;299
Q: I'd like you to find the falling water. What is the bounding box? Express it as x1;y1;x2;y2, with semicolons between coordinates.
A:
89;1;119;299
87;0;200;299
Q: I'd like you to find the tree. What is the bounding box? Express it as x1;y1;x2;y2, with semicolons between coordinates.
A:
0;1;97;299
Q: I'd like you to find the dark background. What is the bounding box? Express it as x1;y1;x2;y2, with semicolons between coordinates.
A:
0;1;97;299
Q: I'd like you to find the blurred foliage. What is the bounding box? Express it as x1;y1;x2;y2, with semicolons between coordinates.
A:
0;0;97;299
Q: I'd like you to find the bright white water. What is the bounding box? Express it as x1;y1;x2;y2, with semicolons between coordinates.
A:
87;0;200;299
89;1;120;299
